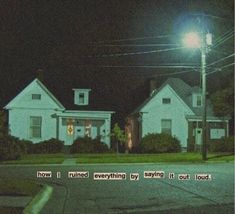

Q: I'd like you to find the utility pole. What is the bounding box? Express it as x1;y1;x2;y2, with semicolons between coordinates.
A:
201;32;212;161
201;34;207;161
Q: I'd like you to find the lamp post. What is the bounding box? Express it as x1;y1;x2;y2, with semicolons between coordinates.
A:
183;32;212;160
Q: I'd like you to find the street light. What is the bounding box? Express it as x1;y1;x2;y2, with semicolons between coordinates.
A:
183;31;212;160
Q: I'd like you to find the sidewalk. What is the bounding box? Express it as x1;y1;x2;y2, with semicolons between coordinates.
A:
62;158;77;165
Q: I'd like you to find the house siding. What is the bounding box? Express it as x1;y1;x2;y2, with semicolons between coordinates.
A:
140;85;194;149
8;109;59;143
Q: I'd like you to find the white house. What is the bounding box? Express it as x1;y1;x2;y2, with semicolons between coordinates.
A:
4;78;114;146
126;78;230;151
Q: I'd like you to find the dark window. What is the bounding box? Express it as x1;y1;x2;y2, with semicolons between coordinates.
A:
32;94;41;100
161;119;172;135
162;98;171;104
196;95;202;106
30;116;42;138
79;93;85;104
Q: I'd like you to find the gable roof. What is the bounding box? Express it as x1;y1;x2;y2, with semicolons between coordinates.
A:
4;78;65;110
131;78;215;117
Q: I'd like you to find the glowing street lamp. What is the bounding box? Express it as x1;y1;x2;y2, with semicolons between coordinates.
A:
183;32;201;48
183;31;212;160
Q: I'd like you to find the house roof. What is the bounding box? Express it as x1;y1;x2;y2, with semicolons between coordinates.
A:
4;78;114;112
4;78;65;110
131;77;216;117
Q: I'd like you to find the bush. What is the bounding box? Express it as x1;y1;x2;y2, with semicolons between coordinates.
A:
135;133;181;153
29;138;64;154
0;136;27;161
70;137;109;153
209;136;234;153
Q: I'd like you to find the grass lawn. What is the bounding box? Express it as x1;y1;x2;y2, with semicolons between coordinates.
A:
0;207;23;214
0;178;42;213
75;152;235;164
0;178;42;196
1;153;233;164
1;153;65;164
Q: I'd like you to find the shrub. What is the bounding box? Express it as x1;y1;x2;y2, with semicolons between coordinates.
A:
209;136;234;153
136;133;181;153
0;136;27;161
29;138;64;154
70;137;109;153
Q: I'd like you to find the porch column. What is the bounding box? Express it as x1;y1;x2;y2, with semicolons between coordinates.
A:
104;118;111;147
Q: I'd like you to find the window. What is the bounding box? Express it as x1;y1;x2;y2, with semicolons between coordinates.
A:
193;94;202;107
161;119;172;135
30;116;42;138
32;94;41;100
79;93;85;104
162;98;171;104
196;95;202;106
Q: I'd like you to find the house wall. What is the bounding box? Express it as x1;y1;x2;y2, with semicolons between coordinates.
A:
8;108;58;143
125;115;140;150
140;85;194;149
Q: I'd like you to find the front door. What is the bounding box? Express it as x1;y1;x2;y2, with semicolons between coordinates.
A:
195;128;202;145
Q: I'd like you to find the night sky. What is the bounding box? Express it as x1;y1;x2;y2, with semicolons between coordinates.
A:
0;0;234;126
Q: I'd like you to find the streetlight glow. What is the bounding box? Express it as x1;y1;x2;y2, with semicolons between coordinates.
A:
183;32;201;48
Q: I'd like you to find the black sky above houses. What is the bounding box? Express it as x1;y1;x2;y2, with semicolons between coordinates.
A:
0;0;234;126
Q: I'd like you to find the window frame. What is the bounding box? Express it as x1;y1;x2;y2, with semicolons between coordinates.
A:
29;116;42;138
32;94;41;100
161;119;172;135
196;95;202;107
162;98;171;104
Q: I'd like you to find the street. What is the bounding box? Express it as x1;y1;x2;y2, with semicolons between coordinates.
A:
0;162;234;213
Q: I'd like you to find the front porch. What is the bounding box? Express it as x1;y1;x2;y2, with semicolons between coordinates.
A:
187;116;229;152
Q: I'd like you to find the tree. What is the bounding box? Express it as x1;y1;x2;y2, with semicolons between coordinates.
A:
0;110;8;139
111;123;127;154
210;83;234;117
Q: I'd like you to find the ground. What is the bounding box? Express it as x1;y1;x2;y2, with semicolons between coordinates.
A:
0;162;234;213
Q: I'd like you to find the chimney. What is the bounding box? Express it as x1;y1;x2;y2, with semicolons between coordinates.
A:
149;79;157;96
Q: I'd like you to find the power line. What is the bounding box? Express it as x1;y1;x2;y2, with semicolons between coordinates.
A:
100;65;198;69
92;44;179;47
213;28;234;44
213;30;234;48
88;47;184;58
150;70;200;77
206;62;234;76
206;53;235;67
91;34;173;44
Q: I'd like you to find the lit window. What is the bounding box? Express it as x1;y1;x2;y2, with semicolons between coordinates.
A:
161;119;172;135
32;94;41;100
162;98;171;104
30;116;42;138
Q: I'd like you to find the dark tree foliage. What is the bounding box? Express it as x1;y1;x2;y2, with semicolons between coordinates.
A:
210;79;234;117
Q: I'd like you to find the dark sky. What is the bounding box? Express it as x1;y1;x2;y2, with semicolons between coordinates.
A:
0;0;234;125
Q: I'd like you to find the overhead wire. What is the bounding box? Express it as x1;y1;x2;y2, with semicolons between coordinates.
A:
91;34;173;44
206;53;235;67
213;29;234;48
206;62;234;76
88;47;184;58
92;44;179;47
